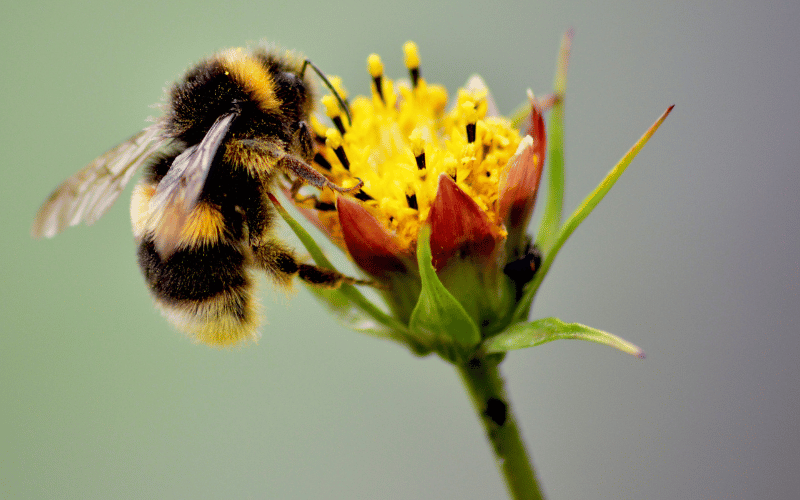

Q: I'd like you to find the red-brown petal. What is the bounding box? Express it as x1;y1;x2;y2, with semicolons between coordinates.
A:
427;174;501;270
282;186;348;250
337;196;408;277
497;103;546;229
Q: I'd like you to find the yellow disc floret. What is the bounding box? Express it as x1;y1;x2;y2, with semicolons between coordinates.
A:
308;43;521;251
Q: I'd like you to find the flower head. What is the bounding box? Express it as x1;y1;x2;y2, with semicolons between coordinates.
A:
283;35;668;362
293;43;545;342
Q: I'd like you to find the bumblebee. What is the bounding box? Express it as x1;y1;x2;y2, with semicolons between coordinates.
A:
31;46;363;347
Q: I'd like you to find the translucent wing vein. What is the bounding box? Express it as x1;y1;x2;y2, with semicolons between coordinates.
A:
31;123;167;238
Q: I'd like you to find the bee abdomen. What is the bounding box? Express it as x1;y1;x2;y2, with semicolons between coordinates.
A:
137;239;260;346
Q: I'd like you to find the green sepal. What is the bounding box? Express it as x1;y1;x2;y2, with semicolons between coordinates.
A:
483;317;645;358
536;29;572;255
409;224;481;362
437;258;503;335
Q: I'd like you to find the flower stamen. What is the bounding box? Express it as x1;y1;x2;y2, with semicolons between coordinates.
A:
410;129;426;171
405;182;419;210
403;41;421;88
325;129;350;170
322;95;347;136
461;101;479;143
368;54;385;103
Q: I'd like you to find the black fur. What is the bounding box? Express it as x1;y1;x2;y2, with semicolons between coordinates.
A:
138;238;248;305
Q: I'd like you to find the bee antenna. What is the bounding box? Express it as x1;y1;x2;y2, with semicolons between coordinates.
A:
301;59;352;125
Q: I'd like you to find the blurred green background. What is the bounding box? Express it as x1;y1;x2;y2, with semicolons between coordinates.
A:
3;0;798;498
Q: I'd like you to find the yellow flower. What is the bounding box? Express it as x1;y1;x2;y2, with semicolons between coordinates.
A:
280;35;667;363
293;42;547;331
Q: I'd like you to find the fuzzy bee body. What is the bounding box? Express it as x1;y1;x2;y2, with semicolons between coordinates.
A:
33;46;359;346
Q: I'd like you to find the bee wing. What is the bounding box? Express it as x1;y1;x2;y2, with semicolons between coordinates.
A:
31;123;167;238
148;112;236;258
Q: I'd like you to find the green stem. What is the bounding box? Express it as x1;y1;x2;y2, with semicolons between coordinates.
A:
457;357;545;500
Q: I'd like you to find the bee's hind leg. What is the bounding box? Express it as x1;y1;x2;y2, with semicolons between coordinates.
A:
252;241;371;288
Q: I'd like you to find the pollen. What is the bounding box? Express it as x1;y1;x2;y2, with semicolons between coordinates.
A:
307;43;522;251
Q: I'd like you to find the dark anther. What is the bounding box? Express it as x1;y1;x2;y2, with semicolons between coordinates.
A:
314;153;332;171
466;122;477;143
415;153;426;170
332;116;346;136
373;76;385;103
355;190;374;202
410;68;420;88
406;193;418;210
314;200;336;211
334;146;350;170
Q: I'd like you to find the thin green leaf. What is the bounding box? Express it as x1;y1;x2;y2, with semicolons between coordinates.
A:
409;225;481;356
513;105;675;323
551;105;674;259
484;317;645;358
536;29;572;254
268;193;409;335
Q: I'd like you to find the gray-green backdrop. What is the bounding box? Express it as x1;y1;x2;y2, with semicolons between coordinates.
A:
3;0;798;498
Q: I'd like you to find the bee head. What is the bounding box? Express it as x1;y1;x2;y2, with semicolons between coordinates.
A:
165;48;314;146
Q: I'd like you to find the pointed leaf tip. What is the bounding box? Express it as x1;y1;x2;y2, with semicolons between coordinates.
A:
484;317;645;358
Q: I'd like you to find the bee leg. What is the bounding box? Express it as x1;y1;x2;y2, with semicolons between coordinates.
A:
292;122;348;205
252;241;372;288
288;178;305;200
276;153;363;195
231;138;363;195
288;175;336;213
